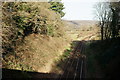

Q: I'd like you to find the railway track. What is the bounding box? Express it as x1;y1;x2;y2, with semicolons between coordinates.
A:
56;41;85;80
57;34;94;80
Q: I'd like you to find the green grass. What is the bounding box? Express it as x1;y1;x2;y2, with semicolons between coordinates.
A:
61;48;72;60
64;48;71;55
6;60;33;72
55;42;75;69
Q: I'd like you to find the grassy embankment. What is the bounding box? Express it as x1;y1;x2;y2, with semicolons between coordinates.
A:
2;2;71;75
85;35;120;79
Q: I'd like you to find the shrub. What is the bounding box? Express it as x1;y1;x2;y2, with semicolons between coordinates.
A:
49;1;65;17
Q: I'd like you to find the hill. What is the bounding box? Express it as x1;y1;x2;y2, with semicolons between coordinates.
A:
64;20;99;29
2;2;70;73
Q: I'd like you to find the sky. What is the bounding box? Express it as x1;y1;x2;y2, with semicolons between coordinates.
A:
61;0;120;20
61;0;99;20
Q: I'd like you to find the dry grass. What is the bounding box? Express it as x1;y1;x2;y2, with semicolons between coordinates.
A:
2;2;69;73
3;34;71;73
64;20;100;41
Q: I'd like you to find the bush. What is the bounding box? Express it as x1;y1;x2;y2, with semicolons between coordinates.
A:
2;2;65;56
49;1;65;17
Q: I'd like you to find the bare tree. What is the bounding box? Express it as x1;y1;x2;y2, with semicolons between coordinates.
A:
94;2;111;40
94;2;120;40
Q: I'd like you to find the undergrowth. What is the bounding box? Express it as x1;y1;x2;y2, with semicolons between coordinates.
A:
2;2;66;72
85;37;120;78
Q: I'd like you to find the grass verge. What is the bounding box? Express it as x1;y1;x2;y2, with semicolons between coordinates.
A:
84;37;120;79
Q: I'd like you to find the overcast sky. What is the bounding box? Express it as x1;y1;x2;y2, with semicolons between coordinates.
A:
61;0;99;20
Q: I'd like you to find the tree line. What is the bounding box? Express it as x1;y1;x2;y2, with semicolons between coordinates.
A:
95;2;120;40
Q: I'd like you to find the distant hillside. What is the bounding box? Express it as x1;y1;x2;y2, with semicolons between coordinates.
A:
64;20;99;29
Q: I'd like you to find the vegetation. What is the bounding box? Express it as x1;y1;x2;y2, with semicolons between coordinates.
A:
94;2;120;40
85;2;120;78
2;2;66;72
2;2;64;54
49;1;65;17
85;37;120;78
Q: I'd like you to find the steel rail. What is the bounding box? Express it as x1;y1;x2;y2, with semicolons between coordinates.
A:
66;41;83;80
73;41;84;80
59;34;95;80
65;41;83;80
59;41;82;80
